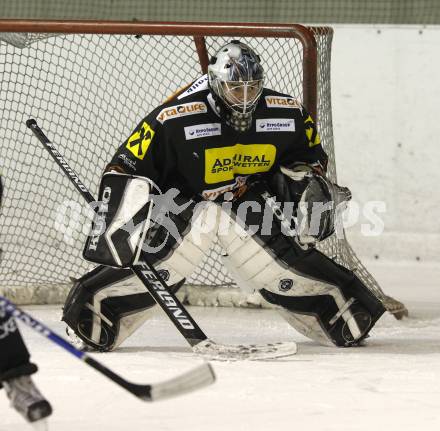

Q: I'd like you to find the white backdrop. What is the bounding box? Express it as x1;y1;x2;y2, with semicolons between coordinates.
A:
331;25;440;263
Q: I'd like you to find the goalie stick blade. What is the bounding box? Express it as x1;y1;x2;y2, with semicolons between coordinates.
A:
193;339;298;361
149;363;215;401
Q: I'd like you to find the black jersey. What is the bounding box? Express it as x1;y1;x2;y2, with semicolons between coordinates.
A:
108;74;328;200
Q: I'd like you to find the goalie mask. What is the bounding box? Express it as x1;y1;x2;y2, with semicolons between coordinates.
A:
208;40;264;132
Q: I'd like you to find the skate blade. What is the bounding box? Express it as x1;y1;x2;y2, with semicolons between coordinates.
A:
31;419;48;431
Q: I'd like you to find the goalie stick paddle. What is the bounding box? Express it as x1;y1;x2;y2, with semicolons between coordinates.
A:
0;296;215;401
26;118;298;360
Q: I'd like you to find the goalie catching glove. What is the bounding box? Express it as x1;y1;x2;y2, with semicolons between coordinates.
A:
271;164;352;246
83;172;152;268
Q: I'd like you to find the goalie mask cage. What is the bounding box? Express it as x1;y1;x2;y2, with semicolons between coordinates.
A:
0;20;401;313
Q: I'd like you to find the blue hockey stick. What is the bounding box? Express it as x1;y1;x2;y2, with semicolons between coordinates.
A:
0;296;215;401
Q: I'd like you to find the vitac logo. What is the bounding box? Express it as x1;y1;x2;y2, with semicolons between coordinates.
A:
205;144;276;184
156;102;207;124
125;121;155;160
265;96;302;109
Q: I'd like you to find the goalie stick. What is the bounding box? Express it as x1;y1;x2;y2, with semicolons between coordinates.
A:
0;296;215;401
26;119;298;361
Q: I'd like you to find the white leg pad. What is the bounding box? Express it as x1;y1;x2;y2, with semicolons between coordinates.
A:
216;210;362;345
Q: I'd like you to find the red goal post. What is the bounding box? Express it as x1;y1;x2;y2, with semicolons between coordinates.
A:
0;20;405;317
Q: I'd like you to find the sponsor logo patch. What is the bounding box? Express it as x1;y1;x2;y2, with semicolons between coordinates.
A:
177;74;209;100
156;102;207;123
205;144;276;184
279;279;294;292
184;123;221;140
256;118;295;132
201;176;247;200
304;115;321;147
0;315;18;340
265;96;302;109
117;153;137;170
125;121;155;160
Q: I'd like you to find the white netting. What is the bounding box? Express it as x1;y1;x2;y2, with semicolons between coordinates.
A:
0;23;403;313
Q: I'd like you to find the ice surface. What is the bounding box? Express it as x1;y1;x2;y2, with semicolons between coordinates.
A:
1;262;439;431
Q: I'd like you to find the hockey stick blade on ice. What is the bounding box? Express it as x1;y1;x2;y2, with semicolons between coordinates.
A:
0;296;215;401
26;118;297;360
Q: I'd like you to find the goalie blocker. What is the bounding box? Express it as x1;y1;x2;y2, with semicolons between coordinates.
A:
64;167;385;350
83;172;152;268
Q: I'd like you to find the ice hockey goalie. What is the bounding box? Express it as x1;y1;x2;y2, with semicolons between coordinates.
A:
62;40;386;351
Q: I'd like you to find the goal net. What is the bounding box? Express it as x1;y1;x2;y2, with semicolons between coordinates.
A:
0;21;405;315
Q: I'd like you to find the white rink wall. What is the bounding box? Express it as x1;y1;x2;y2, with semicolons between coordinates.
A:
330;25;440;263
